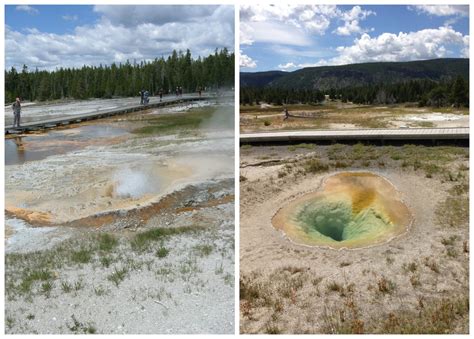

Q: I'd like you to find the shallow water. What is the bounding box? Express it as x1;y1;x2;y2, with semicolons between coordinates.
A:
5;99;234;250
272;172;412;249
5;125;129;165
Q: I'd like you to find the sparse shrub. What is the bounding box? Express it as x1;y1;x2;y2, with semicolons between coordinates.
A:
156;246;170;258
304;159;329;173
423;257;440;273
410;274;421;287
377;276;396;294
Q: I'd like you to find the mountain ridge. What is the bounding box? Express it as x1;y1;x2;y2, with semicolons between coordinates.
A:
240;58;469;90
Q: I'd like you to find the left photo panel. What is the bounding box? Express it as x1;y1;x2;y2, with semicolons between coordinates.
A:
4;4;235;334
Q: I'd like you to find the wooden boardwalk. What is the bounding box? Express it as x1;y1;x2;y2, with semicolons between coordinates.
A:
5;95;211;134
240;127;469;143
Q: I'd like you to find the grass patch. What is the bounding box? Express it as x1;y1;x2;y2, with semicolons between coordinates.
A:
130;225;204;252
156;246;170;258
304;158;329;173
436;196;468;228
70;248;93;264
288;143;315;152
107;267;128;287
98;233;118;252
193;244;213;257
19;269;53;294
133;109;213;135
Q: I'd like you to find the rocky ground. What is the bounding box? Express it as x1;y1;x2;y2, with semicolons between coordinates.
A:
239;143;469;334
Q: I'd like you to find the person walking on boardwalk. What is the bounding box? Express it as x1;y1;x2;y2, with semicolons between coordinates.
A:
12;97;21;127
139;89;145;105
143;90;150;105
159;88;163;102
283;107;290;120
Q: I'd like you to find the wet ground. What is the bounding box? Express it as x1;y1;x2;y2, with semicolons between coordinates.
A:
5;96;235;334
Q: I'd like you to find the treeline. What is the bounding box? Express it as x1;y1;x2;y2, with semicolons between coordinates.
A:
5;48;234;103
241;88;325;106
241;76;469;108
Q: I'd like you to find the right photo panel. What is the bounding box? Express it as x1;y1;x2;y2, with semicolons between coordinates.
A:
239;4;469;334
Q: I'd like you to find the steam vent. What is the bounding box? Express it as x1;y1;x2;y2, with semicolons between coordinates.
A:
272;172;412;249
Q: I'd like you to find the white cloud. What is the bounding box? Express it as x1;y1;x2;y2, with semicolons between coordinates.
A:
319;26;469;66
241;4;339;36
278;62;296;70
6;5;234;70
334;6;375;36
241;4;375;47
16;5;39;15
62;15;78;21
409;5;468;17
93;5;217;26
242;21;312;47
240;51;257;68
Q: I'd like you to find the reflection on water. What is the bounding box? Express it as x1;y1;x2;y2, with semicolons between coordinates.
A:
5;125;128;166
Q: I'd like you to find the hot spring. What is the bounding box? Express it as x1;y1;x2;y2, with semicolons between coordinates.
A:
272;172;412;249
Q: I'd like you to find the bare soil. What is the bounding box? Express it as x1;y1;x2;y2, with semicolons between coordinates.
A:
239;143;469;334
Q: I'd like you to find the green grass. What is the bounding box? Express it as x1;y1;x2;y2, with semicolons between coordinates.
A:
130;225;205;252
133;109;214;135
156;246;170;258
107;267;128;287
70;248;93;264
288;143;315;152
67;315;97;334
304;159;329;173
193;244;213;257
19;269;53;294
98;234;118;252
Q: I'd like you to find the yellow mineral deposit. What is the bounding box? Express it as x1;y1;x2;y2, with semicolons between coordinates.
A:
272;172;412;249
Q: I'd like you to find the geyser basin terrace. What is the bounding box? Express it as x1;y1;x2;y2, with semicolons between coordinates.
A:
272;172;412;249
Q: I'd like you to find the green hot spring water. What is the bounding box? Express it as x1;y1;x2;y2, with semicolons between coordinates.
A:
272;172;412;249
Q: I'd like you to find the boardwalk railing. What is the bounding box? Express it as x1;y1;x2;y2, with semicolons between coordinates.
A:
240;128;469;143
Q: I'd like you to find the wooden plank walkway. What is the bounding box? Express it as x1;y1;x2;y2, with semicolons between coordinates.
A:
240;127;469;143
5;95;211;134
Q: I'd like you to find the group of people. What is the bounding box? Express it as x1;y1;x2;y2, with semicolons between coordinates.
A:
139;89;150;105
175;86;183;97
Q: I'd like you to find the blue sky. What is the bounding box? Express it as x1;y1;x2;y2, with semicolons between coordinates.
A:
5;5;234;70
240;5;469;72
6;5;99;34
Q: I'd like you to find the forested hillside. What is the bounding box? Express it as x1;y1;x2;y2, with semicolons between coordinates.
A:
240;58;469;107
5;48;234;103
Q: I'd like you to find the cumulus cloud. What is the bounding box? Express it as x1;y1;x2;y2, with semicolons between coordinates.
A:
278;62;296;70
241;4;375;45
6;5;234;70
409;5;469;17
334;6;375;36
240;51;257;68
321;26;469;66
16;5;39;15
